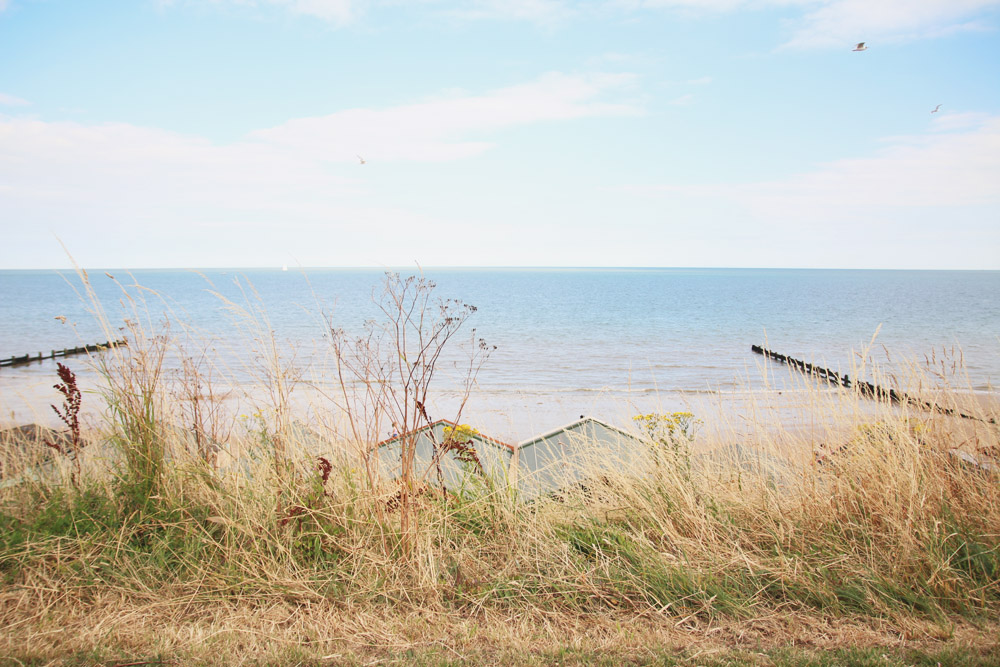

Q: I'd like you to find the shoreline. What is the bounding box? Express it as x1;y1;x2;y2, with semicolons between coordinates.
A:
5;377;996;447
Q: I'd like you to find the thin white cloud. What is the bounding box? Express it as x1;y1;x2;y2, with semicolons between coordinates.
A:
611;114;1000;268
0;93;29;106
587;52;637;65
159;0;1000;37
164;0;583;24
611;0;1000;48
446;0;575;22
926;110;993;132
0;72;641;265
658;75;713;85
614;0;757;9
747;115;1000;211
0;117;356;220
164;0;359;23
667;93;695;105
275;0;357;22
782;0;1000;49
252;72;641;162
623;113;1000;229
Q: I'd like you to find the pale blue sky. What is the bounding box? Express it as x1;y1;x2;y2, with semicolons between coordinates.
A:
1;0;998;269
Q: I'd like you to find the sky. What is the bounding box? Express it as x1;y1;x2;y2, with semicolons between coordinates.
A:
0;0;998;270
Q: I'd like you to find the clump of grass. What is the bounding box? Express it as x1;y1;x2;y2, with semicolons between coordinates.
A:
101;315;170;512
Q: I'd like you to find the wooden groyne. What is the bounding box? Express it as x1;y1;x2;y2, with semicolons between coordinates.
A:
751;344;848;387
0;340;126;369
751;344;993;423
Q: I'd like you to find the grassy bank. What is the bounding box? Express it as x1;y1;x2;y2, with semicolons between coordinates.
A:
3;386;997;663
1;273;998;664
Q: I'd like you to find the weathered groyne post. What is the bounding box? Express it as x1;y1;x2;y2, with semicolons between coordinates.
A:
0;339;127;369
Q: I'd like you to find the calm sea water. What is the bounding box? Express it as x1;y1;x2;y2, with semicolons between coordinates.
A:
1;268;997;434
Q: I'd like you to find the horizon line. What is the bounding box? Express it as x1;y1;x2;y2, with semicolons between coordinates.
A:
1;265;998;272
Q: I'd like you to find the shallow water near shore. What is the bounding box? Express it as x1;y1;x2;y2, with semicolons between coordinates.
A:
1;267;997;439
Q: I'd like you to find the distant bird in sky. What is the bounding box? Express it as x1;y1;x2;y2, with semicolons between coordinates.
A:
931;104;942;113
357;155;366;165
852;42;867;51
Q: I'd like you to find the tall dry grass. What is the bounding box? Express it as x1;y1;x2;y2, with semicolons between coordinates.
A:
0;270;997;662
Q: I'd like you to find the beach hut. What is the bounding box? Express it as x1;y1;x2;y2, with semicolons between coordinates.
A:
372;416;650;500
513;416;648;501
373;419;516;492
373;415;756;501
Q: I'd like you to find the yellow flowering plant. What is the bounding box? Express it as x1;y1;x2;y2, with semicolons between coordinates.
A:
441;424;485;476
633;411;701;473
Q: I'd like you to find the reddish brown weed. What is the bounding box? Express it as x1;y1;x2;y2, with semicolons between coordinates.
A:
48;362;84;486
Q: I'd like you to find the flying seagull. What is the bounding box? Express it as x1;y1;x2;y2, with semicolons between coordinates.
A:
357;155;366;165
852;42;867;51
931;104;942;113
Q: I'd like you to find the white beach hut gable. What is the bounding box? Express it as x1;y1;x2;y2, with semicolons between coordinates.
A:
373;420;515;491
513;416;648;501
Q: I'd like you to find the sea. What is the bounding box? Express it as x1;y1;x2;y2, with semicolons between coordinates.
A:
1;268;997;440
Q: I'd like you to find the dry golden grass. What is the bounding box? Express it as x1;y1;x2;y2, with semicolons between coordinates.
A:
2;382;997;663
1;272;998;665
